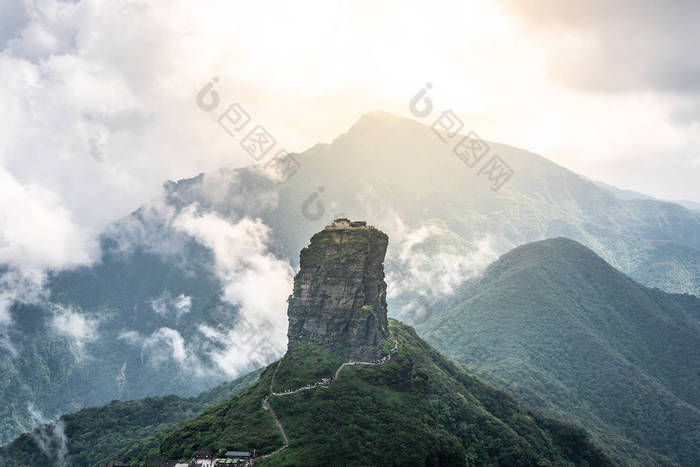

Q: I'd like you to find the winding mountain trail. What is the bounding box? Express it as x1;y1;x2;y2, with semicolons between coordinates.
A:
259;395;289;459
257;330;399;461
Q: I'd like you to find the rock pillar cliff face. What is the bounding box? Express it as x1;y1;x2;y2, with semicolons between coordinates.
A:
287;223;389;359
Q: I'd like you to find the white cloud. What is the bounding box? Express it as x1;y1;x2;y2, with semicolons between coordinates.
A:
374;216;498;323
149;291;191;317
0;272;43;326
113;210;292;378
137;327;213;379
0;267;47;355
173;210;292;376
120;327;207;378
27;403;68;465
355;204;497;302
117;329;142;345
1;0;699;321
0;0;269;280
387;220;497;297
0;167;96;272
142;327;188;366
31;423;68;465
51;304;98;347
103;201;185;257
149;294;168;315
173;294;192;315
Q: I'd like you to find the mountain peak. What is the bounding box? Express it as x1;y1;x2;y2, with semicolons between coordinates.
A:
345;111;424;137
419;237;700;465
286;220;389;360
486;237;627;282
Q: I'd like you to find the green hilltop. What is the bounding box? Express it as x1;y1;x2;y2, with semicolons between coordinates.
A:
418;237;700;466
160;319;611;466
157;225;610;466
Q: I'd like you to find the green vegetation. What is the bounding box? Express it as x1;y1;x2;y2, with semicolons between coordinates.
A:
7;113;700;465
7;112;700;450
270;342;344;392
161;320;611;466
419;238;700;466
0;368;263;466
159;365;283;460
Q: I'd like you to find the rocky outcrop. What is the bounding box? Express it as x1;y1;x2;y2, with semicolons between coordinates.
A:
287;221;389;359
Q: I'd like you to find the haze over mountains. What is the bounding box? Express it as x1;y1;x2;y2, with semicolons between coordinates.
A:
595;180;700;213
2;112;700;451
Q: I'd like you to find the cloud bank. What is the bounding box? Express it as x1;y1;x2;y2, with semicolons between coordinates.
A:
1;0;699;299
173;209;292;376
115;208;293;378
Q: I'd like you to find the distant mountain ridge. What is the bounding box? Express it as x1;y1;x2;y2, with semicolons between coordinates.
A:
3;111;700;444
595;179;700;212
418;237;700;466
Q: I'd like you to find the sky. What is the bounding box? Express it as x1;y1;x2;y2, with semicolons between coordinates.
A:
1;0;700;278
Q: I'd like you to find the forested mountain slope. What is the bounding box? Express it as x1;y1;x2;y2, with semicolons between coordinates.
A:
419;238;700;466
